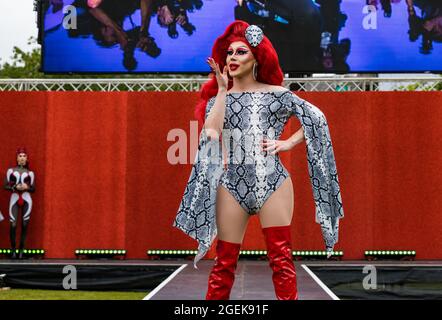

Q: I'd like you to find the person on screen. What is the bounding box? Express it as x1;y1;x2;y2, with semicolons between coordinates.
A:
316;0;350;72
4;148;36;260
173;21;344;300
86;0;161;56
366;0;402;18
406;0;442;54
156;0;199;39
63;0;161;71
234;0;350;72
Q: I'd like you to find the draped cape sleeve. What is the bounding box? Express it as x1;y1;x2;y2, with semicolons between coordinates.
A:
284;92;344;254
173;97;224;268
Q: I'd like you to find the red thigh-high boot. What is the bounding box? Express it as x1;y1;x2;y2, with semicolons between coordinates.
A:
205;239;241;300
262;225;298;300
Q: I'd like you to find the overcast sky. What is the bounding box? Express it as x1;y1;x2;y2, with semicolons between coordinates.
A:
0;1;38;65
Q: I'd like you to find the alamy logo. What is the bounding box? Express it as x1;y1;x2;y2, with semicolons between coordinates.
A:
63;5;77;30
362;5;377;30
362;265;377;290
62;265;77;290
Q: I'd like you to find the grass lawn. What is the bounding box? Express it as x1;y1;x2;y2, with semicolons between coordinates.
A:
0;289;148;300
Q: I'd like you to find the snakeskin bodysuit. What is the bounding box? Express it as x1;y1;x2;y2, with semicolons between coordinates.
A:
205;90;295;215
174;89;344;267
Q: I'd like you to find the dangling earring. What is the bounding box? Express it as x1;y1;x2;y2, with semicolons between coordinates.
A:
253;62;258;81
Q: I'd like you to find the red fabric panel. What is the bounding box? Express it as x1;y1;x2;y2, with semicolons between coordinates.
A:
0;91;440;260
42;92;128;257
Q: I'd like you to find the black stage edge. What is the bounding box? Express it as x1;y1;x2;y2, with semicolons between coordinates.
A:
307;265;442;300
0;260;178;291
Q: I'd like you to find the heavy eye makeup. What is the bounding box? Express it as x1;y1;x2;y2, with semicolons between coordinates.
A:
227;48;249;56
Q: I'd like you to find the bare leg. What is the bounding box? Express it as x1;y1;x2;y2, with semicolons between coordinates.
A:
258;177;294;228
206;184;250;300
216;185;250;243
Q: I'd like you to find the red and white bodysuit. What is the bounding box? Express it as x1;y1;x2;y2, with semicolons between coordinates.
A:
5;166;35;223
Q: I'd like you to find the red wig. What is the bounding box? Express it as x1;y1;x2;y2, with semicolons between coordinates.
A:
195;20;284;125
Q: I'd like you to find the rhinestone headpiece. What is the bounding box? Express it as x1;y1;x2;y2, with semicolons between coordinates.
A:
245;25;264;47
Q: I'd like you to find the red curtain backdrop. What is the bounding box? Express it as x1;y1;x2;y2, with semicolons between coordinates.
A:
0;91;441;260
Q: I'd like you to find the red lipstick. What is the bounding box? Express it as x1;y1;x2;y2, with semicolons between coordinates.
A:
229;63;239;71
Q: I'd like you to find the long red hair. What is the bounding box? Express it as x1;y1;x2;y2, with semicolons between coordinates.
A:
195;20;284;125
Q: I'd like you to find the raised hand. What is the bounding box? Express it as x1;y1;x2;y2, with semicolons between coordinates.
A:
206;57;228;91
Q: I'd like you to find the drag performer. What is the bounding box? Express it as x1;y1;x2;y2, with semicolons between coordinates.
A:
173;21;344;300
4;148;35;259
